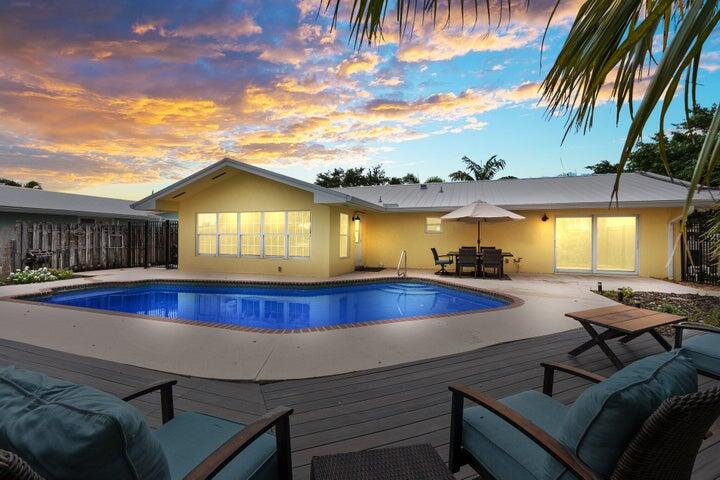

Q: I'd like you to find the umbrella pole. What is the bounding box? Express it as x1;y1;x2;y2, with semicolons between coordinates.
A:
477;222;480;250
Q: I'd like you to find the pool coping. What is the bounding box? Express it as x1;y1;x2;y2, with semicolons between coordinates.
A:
4;276;524;334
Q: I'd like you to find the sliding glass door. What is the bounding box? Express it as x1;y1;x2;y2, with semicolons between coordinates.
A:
555;216;638;274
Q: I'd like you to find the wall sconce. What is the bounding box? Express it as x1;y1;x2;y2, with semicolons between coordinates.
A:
352;214;361;221
541;213;549;222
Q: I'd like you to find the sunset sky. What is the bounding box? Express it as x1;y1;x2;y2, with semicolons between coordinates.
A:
1;0;719;200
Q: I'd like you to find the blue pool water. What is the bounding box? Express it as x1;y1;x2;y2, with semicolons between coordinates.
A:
32;281;509;330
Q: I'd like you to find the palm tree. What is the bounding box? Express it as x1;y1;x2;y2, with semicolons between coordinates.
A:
450;155;506;181
328;1;720;230
0;178;42;189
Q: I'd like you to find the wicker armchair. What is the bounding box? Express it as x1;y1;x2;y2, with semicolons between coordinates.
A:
0;377;293;480
674;322;720;379
449;360;720;480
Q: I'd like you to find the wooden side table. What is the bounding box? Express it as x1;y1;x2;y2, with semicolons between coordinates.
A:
566;305;685;369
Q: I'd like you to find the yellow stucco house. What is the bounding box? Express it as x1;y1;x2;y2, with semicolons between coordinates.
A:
133;158;716;280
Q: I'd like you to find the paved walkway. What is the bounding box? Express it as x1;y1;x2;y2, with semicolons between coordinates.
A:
0;329;717;479
0;268;714;380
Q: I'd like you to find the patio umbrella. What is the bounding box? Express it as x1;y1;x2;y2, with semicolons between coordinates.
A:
441;201;525;249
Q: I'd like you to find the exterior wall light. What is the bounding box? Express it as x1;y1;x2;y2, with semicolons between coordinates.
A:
541;213;549;222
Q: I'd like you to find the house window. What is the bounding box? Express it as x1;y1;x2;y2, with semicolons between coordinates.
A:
353;217;361;243
555;216;638;273
425;217;443;233
196;210;312;259
263;211;286;257
240;212;261;256
196;213;217;255
288;211;311;257
339;213;349;258
218;213;238;255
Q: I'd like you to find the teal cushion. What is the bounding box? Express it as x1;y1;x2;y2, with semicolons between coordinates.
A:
682;334;720;376
154;411;277;480
463;390;569;480
0;366;170;479
548;351;697;480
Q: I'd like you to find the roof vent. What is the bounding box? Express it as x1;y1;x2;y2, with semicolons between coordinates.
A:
378;196;382;203
439;186;444;193
420;184;427;190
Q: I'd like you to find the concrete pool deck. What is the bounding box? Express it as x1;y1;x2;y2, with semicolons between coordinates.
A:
0;268;715;380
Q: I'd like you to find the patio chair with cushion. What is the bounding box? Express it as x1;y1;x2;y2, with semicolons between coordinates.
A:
674;322;720;379
0;366;293;480
480;248;503;279
448;350;720;480
430;248;453;275
456;247;478;277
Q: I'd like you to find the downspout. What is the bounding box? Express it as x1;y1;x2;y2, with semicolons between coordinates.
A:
667;207;693;280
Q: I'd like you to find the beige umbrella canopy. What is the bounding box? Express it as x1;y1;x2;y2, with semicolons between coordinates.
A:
441;201;525;249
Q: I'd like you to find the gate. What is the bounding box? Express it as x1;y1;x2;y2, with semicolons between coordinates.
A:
682;212;720;285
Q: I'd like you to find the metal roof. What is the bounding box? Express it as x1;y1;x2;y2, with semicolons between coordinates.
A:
334;172;718;211
0;186;160;220
132;158;384;212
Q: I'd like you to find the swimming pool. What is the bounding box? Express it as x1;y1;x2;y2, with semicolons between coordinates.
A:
29;280;512;331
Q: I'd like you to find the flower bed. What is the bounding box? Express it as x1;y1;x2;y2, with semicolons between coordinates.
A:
596;288;720;327
6;267;74;285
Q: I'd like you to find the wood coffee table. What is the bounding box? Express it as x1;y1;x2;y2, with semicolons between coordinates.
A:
565;305;686;369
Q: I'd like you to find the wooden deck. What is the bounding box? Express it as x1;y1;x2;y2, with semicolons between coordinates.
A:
1;329;718;479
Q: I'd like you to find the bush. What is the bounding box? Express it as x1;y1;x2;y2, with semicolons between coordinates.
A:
656;303;686;316
7;267;74;284
618;286;634;299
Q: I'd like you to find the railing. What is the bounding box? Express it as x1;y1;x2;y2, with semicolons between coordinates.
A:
397;250;407;277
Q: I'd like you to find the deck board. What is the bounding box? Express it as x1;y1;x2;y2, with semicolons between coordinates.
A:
0;329;717;479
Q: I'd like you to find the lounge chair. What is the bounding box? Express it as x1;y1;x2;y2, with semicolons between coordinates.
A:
431;248;453;275
0;366;293;479
480;248;503;278
456;247;478;277
674;322;720;379
448;350;720;480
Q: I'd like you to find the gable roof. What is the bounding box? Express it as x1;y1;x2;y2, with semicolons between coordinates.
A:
0;186;160;220
333;172;718;211
132;158;383;211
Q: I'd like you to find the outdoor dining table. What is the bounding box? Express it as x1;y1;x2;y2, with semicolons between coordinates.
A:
446;250;513;276
565;304;685;369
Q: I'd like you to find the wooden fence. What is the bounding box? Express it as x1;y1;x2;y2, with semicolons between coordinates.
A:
9;220;178;272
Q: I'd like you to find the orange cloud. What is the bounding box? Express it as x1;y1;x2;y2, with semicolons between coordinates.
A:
336;52;381;76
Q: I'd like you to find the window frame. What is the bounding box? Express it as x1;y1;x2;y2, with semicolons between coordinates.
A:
339;212;349;259
553;214;639;275
425;217;444;234
196;212;219;256
288;210;312;259
195;210;312;260
217;212;239;257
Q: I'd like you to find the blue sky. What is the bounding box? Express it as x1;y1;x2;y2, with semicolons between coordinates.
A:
0;0;718;199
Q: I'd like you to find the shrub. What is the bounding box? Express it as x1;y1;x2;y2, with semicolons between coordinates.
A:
618;286;634;299
7;266;73;284
656;303;686;316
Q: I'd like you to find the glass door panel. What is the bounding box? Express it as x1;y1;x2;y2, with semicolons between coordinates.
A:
596;216;637;272
555;217;592;271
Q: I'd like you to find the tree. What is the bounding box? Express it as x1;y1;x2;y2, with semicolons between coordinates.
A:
401;173;419;184
450;155;506;181
586;160;622;175
625;105;719;185
0;178;21;187
314;164;390;187
498;175;517;180
328;1;720;231
0;178;42;189
425;176;444;183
